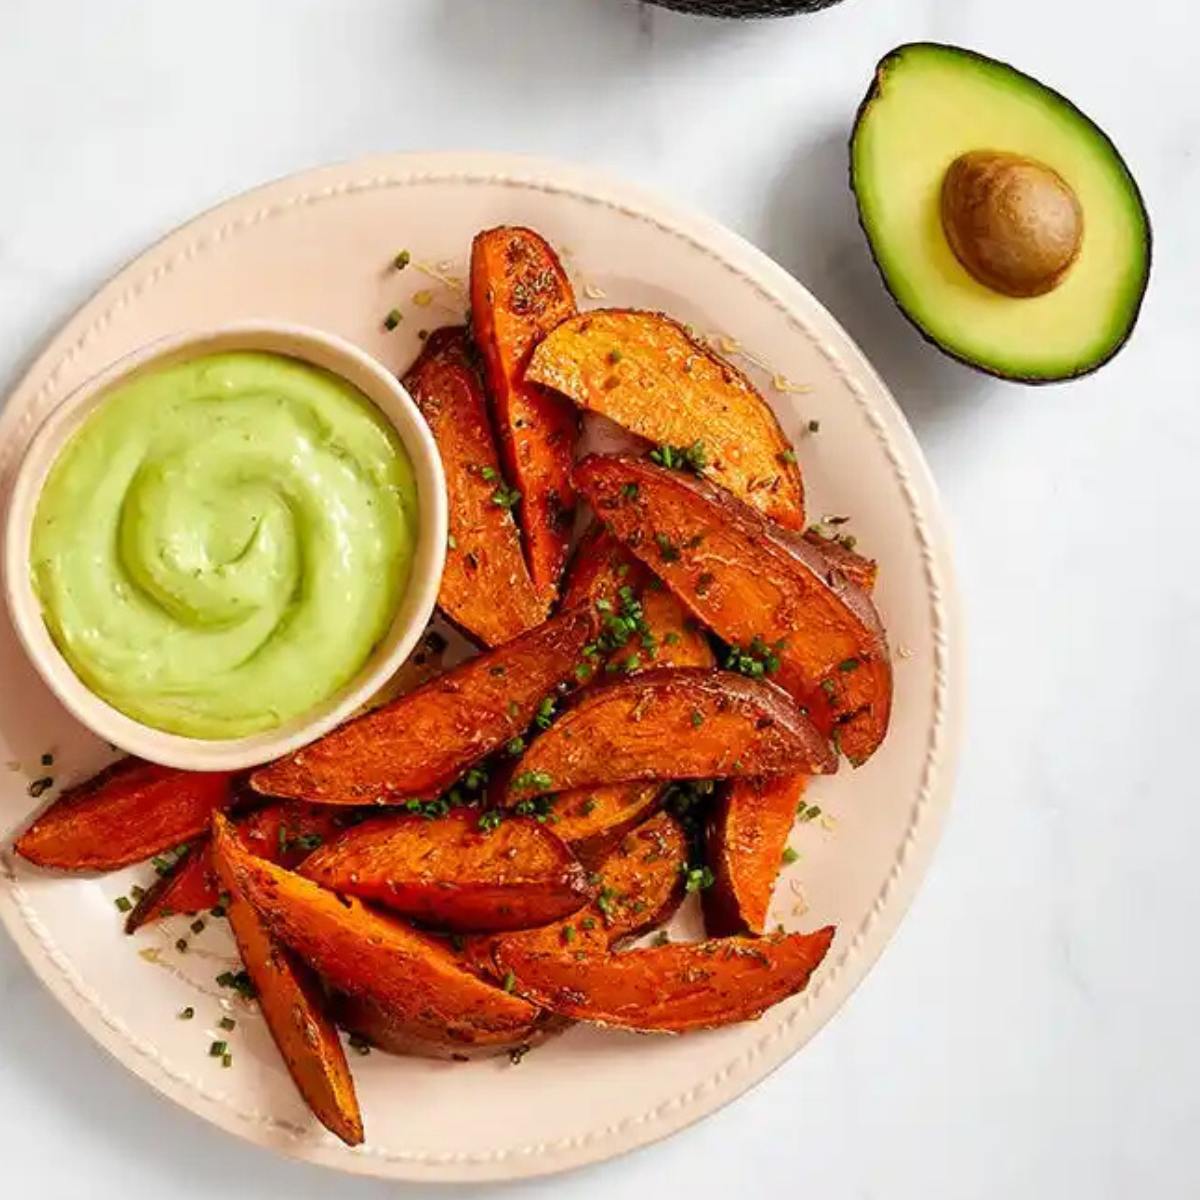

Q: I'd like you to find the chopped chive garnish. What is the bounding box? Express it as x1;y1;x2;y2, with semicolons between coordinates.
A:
178;1006;194;1020
511;769;553;794
384;307;403;330
114;896;132;913
501;971;517;993
649;440;707;475
218;1016;236;1032
393;249;411;270
222;1053;233;1068
129;884;146;900
209;1040;227;1057
781;846;800;865
690;709;704;728
190;918;206;935
215;969;256;998
174;938;188;953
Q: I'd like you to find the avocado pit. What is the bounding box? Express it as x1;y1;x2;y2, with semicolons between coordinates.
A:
940;150;1083;298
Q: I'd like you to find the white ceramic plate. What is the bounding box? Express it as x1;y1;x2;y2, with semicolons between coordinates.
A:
0;152;962;1183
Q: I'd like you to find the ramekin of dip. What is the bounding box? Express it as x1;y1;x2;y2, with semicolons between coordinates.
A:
3;324;447;771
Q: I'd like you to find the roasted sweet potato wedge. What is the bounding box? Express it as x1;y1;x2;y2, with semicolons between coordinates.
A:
575;455;892;764
549;782;663;866
235;802;349;867
405;327;547;646
561;523;637;609
215;813;539;1047
124;841;218;932
333;992;560;1061
549;532;716;845
211;814;363;1146
494;925;835;1033
299;810;593;932
704;774;808;937
639;586;714;668
527;309;805;529
470;809;688;977
125;803;347;933
562;526;714;673
804;529;879;594
15;759;235;871
470;227;578;598
251;605;595;805
507;668;835;801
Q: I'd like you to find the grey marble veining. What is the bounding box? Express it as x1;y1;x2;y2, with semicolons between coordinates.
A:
1;2;1197;1197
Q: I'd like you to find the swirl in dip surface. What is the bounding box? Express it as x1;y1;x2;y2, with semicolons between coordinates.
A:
30;351;418;739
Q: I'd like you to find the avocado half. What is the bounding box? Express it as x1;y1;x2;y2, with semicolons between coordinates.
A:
647;1;845;16
851;43;1151;382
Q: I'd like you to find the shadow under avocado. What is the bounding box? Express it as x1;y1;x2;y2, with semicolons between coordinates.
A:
422;0;763;94
756;127;997;438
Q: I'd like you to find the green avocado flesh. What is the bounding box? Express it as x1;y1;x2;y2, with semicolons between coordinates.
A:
851;43;1150;381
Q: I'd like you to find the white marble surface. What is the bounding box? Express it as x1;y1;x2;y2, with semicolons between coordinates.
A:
1;1;1196;1196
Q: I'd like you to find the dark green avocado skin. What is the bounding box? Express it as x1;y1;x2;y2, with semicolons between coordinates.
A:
648;0;845;16
850;43;1153;385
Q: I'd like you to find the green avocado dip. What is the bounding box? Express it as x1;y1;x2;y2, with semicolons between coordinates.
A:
30;351;418;739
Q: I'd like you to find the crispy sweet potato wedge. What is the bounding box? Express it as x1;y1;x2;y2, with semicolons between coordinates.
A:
704;774;808;937
405;327;547;646
235;802;349;867
549;782;663;866
470;809;688;977
333;993;560;1061
495;925;835;1033
561;528;710;686
470;227;578;598
575;455;892;764
215;813;539;1047
125;803;348;933
211;815;363;1145
560;523;635;609
804;529;879;594
251;605;595;805
507;668;835;801
15;759;235;871
527;309;806;528
299;810;593;932
124;841;218;932
550;531;716;849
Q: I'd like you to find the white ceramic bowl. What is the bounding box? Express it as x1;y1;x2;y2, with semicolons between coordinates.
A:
2;322;447;771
